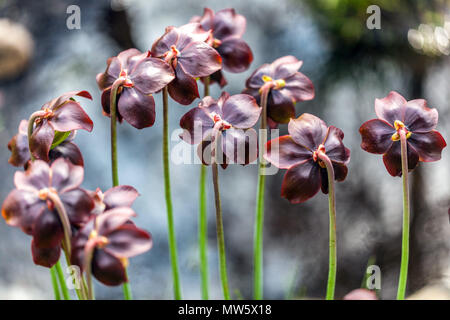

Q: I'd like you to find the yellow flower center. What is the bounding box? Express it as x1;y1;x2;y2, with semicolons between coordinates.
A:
391;120;412;141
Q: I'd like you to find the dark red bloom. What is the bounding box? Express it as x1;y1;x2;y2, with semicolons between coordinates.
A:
29;91;93;162
1;159;94;267
89;185;139;215
97;48;175;129
191;8;253;87
243;56;314;128
8;120;84;168
180;92;260;168
359;91;447;177
71;207;152;286
264;113;350;203
151;23;222;105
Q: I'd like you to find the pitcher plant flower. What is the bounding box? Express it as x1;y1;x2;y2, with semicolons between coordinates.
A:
71;207;152;299
359;91;446;300
264;113;350;300
191;8;253;87
1;159;94;267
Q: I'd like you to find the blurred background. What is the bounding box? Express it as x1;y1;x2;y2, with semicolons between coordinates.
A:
0;0;449;300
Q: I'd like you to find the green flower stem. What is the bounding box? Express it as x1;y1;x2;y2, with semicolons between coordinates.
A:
162;86;182;300
199;76;210;300
211;162;230;300
317;152;337;300
110;77;133;300
50;266;61;300
253;87;269;300
55;260;71;300
397;130;410;300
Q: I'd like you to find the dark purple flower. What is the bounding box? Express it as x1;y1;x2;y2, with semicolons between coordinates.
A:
180;92;260;168
29;91;93;161
8;120;84;168
89;185;139;215
71;207;152;286
151;23;222;105
264;113;350;203
359;91;447;177
1;159;94;267
97;48;175;129
243;56;314;128
191;8;253;87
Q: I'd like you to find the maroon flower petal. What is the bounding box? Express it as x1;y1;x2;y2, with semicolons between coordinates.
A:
29;122;55;162
105;224;152;258
168;64;200;105
8;120;30;167
151;27;179;57
359;119;395;154
213;8;246;39
267;90;295;124
32;208;64;249
282;72;315;102
281;159;321;203
222;128;258;165
245;63;271;89
218;38;253;73
403;99;438;133
117;87;156;129
1;189;43;234
96;207;136;236
208;70;228;87
176;23;210;49
92;249;127;286
179;42;222;78
179;107;214;144
374;91;407;126
51;101;93;132
49;141;84;166
103;185;139;210
14;160;50;191
31;240;61;268
264;135;312;169
130;58;175;94
288;113;328;150
382;141;419;177
222;94;260;128
59;188;94;227
408;131;447;162
320;163;348;195
50;158;83;193
272;56;303;80
48;91;93;110
323;126;351;164
190;7;214;30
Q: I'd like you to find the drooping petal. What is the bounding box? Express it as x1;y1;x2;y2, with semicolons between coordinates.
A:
96;207;136;236
50;158;84;193
272;56;303;79
403;99;438;133
51;101;93;132
222;94;260;128
218;38;253;73
179;42;222;78
49;141;84;166
14;160;50;192
29;122;55;162
213;8;246;39
222;128;258;165
92;249;127;286
32;208;64;249
288;113;328;150
382;141;419;177
59;188;94;226
105;224;152;258
208;70;228;87
374;91;407;126
282;72;315;102
1;189;44;234
130;58;175;94
31;240;61;268
103;185;140;210
281;159;321;203
359;119;395;154
168;64;200;105
264;135;312;169
179;107;214;144
8;120;29;167
117;87;156;129
323;126;351;164
267;90;295;124
408;131;447;162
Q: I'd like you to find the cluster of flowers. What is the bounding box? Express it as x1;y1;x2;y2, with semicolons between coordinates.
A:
1;7;447;300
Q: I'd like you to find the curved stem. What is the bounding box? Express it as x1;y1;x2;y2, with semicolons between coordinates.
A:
50;266;61;300
397;131;410;300
212;162;230;300
318;152;337;300
47;192;72;257
162;86;182;300
253;87;270;300
83;239;96;300
199;77;210;300
27;110;46;161
55;260;71;300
